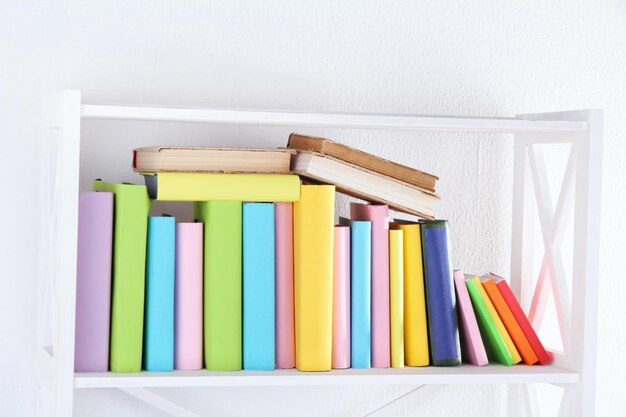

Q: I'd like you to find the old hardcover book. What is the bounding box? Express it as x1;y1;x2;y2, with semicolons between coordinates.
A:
288;133;438;192
133;146;295;173
291;151;438;219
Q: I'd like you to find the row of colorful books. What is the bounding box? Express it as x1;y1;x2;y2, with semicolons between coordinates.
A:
76;181;551;373
74;133;552;373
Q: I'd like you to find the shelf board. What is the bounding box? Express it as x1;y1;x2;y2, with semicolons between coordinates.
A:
74;365;578;388
81;104;587;134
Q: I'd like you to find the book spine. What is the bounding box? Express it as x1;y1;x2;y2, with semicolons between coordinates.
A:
453;271;488;366
147;172;300;202
275;202;295;369
294;185;335;371
194;201;243;371
175;222;203;370
466;277;513;365
496;280;553;365
332;226;351;369
349;220;372;369
144;216;176;371
421;220;461;366
243;203;276;370
397;224;429;367
349;203;390;368
93;180;152;373
483;279;538;365
474;278;522;364
389;229;404;368
74;192;114;372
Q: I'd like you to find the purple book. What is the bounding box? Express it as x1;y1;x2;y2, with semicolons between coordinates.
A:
74;192;114;372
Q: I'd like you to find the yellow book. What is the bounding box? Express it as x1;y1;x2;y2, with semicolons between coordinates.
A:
143;172;300;202
472;276;522;364
294;185;335;371
393;223;429;366
389;228;404;368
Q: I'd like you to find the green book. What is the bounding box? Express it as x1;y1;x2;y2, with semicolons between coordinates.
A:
92;180;152;372
193;201;243;370
465;276;514;366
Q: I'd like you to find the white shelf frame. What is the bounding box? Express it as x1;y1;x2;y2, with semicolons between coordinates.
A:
37;90;602;417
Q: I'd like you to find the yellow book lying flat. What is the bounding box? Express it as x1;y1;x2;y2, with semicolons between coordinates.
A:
294;185;335;371
389;228;404;369
392;223;429;366
472;276;522;364
143;172;300;202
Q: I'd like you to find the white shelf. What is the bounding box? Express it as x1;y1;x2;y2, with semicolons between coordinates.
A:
39;91;603;417
74;365;579;389
81;104;588;133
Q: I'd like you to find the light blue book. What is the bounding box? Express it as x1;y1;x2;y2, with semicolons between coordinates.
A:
243;203;276;370
340;217;371;369
144;215;176;371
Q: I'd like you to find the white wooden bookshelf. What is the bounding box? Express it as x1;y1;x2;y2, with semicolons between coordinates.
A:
37;90;602;417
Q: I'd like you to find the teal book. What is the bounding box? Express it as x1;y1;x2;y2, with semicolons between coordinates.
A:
339;217;371;369
92;180;152;373
144;215;176;371
193;201;243;371
243;203;276;370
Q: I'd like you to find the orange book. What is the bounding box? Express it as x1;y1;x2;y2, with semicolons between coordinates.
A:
482;279;538;365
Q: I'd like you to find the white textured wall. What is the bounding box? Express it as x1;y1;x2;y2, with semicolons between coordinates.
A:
1;1;625;416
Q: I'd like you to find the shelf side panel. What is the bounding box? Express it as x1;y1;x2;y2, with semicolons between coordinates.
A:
38;90;82;417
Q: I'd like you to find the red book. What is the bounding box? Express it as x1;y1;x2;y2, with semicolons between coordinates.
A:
496;280;553;365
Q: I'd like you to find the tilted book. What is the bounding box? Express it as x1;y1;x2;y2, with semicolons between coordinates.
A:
144;215;176;372
288;133;438;192
92;180;152;373
466;276;513;366
473;277;522;364
294;185;335;371
292;151;438;219
194;201;243;371
453;270;488;366
482;278;538;365
144;172;300;202
495;279;553;365
75;191;114;372
133;146;295;174
243;203;276;371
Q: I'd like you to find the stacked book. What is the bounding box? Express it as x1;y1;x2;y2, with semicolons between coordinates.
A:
74;134;551;373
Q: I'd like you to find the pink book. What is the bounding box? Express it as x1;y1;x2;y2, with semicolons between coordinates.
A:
333;226;351;369
350;202;390;368
75;192;114;372
275;202;295;369
453;270;488;366
175;222;203;370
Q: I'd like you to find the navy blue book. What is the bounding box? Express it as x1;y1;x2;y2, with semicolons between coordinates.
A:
420;220;460;366
243;203;276;370
144;215;176;371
